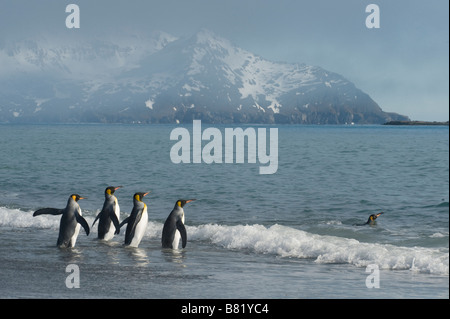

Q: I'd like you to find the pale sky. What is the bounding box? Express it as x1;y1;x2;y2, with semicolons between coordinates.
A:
1;0;448;121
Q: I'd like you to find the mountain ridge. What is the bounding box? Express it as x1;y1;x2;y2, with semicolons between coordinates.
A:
0;29;409;124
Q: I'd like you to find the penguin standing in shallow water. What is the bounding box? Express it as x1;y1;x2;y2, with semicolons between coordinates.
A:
92;186;122;240
33;194;90;248
119;192;149;247
162;199;196;249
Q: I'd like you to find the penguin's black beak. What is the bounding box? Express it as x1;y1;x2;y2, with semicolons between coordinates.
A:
186;199;196;203
376;212;384;217
143;192;150;197
115;186;123;191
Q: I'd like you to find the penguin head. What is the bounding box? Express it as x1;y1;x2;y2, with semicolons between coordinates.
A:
368;212;384;223
372;212;384;220
134;192;150;202
70;194;86;202
176;199;196;208
105;186;122;196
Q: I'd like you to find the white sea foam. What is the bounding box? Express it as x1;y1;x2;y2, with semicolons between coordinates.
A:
0;207;59;229
1;207;448;275
0;207;105;234
430;232;448;238
186;223;449;275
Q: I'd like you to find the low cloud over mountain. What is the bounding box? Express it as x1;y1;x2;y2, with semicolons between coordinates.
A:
0;29;409;124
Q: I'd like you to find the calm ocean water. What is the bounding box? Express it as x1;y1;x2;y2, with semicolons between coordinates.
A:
0;123;448;299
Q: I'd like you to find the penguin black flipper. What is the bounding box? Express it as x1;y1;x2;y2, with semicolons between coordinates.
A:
125;210;143;245
176;220;187;248
75;211;90;236
118;217;129;229
33;208;63;216
110;211;121;235
92;212;101;227
94;206;114;238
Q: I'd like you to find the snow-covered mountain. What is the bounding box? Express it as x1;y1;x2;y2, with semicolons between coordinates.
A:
0;29;408;124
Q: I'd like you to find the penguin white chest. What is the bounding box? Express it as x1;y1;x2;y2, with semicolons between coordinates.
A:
70;210;82;247
129;205;148;247
172;212;184;249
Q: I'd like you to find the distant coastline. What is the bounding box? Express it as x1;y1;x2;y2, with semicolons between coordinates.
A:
384;120;449;126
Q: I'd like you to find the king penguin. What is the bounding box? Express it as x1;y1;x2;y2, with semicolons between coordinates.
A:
365;212;384;225
118;192;149;247
92;186;122;240
161;199;196;249
355;212;384;226
33;194;90;248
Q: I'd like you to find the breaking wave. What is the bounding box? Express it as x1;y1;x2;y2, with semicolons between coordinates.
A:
1;207;448;276
187;223;449;275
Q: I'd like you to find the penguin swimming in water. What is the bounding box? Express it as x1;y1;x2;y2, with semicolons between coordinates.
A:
92;186;122;240
161;199;196;249
33;194;90;248
118;192;149;247
355;212;384;226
